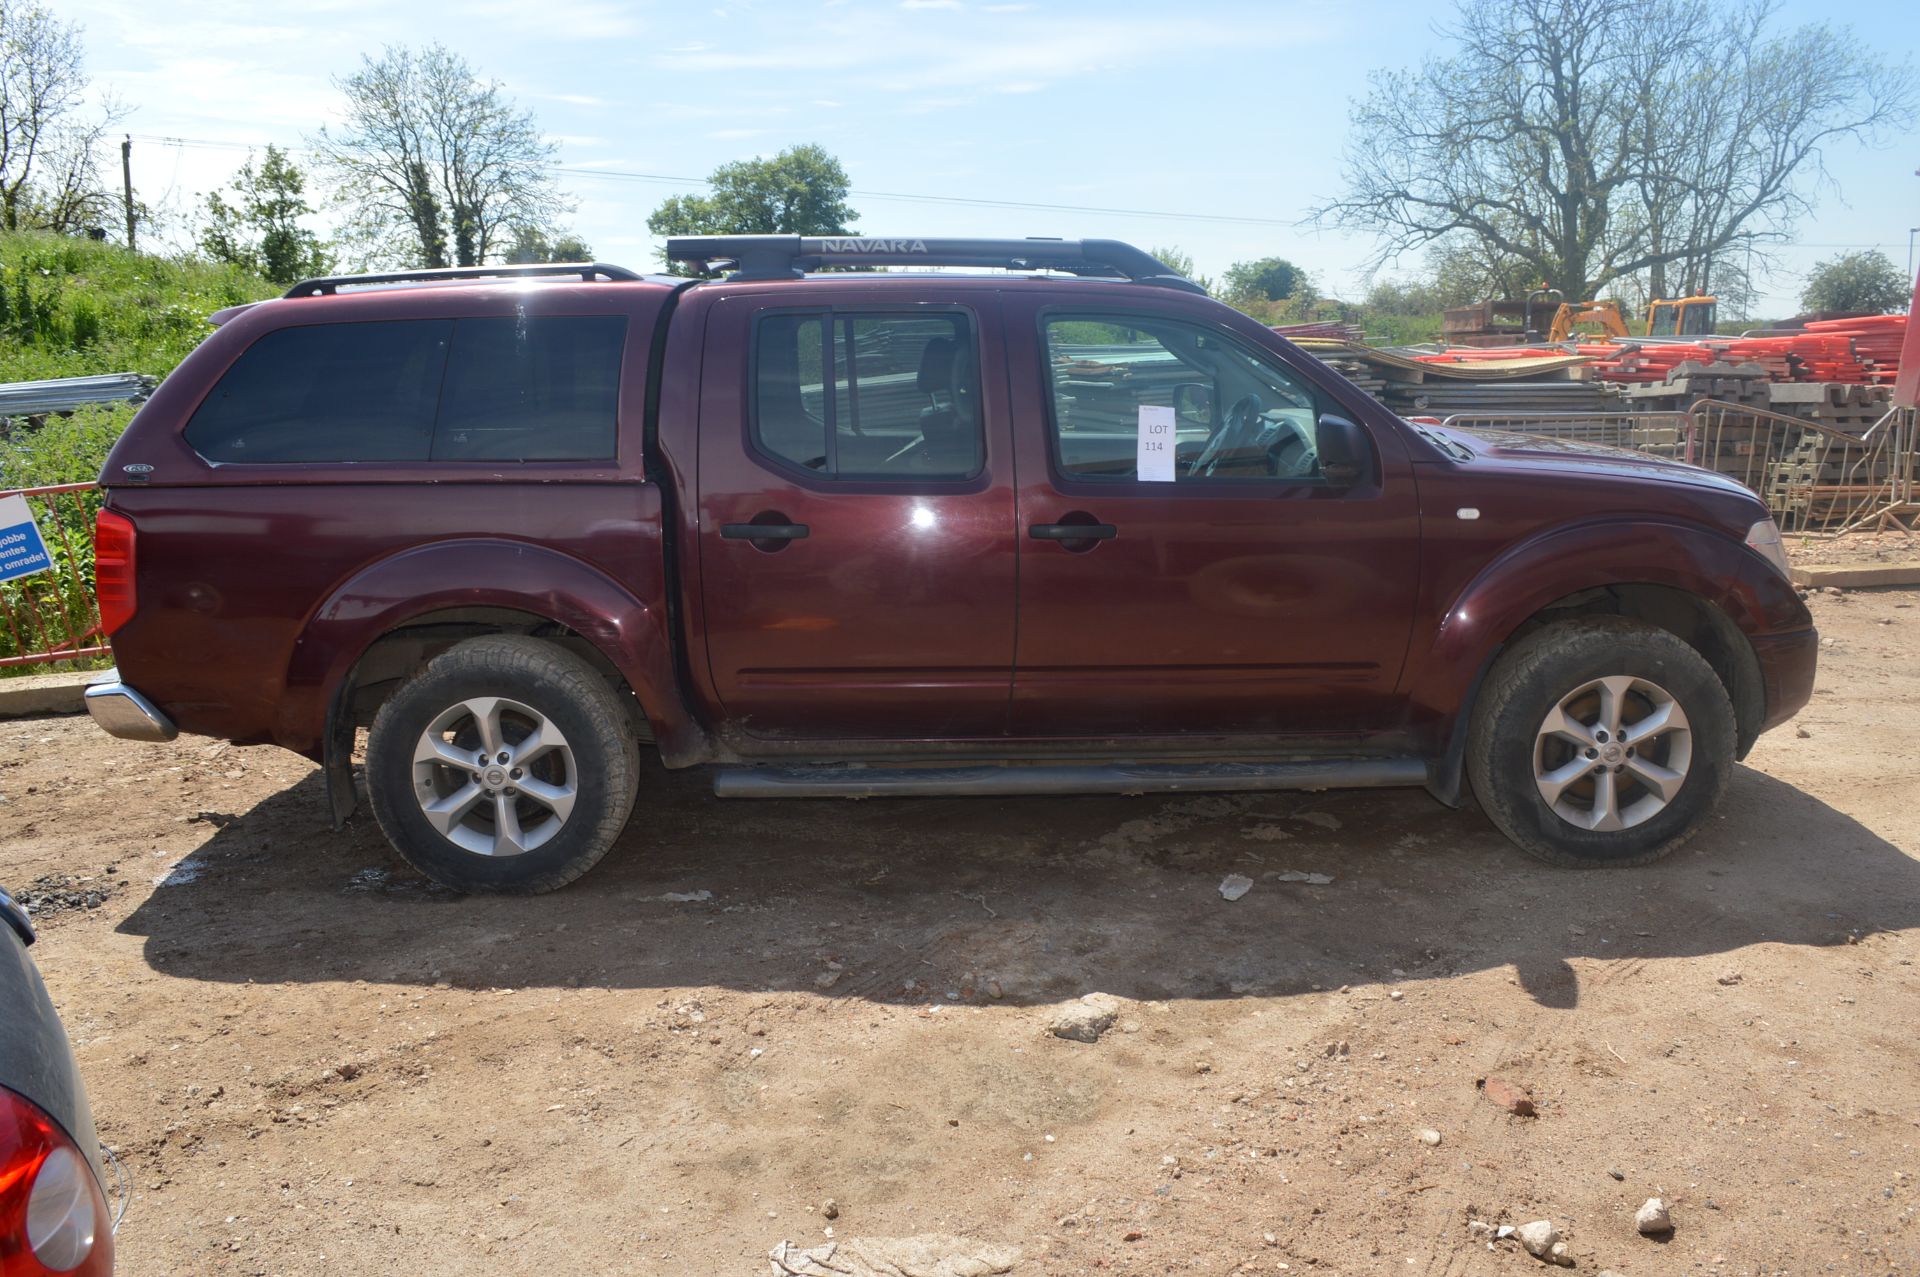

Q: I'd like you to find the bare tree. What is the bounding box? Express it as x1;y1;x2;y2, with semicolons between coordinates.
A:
0;0;117;234
1317;0;1916;302
311;45;566;269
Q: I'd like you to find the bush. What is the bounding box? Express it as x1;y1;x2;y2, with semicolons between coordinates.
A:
0;404;135;490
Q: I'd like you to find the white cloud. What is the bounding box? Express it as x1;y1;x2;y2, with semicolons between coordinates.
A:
901;0;965;8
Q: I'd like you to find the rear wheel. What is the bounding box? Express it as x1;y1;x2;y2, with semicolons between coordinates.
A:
1466;618;1735;867
365;635;640;893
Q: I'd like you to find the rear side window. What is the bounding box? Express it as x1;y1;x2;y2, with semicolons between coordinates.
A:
184;315;627;465
753;310;982;479
434;316;625;461
185;320;451;463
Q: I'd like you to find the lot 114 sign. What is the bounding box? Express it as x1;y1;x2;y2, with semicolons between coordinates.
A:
0;493;55;583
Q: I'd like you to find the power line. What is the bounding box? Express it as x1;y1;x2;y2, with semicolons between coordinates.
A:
131;132;1304;228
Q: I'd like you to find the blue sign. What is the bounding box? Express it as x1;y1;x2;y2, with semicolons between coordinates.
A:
0;493;55;584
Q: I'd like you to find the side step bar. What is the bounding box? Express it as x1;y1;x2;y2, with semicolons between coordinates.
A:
713;758;1428;799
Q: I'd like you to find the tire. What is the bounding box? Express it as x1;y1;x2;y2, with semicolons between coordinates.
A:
365;635;641;894
1466;617;1736;868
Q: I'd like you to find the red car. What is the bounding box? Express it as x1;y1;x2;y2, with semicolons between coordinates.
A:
84;237;1815;893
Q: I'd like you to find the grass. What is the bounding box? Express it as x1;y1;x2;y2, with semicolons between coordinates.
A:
0;231;274;383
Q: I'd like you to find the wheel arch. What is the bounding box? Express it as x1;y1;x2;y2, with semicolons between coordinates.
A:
275;539;708;824
1416;519;1789;806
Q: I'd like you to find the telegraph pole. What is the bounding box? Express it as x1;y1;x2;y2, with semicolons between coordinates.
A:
121;136;135;251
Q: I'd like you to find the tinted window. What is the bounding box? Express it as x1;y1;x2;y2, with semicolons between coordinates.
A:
184;315;626;465
1043;315;1325;483
754;311;982;479
433;315;625;461
185;320;451;463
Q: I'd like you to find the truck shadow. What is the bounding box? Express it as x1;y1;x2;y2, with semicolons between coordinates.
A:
116;763;1919;1010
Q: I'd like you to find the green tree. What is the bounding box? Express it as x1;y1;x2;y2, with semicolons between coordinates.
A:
312;44;565;268
1222;257;1313;304
1148;245;1212;294
1318;0;1916;302
1799;250;1910;315
503;226;592;263
199;146;331;285
646;144;856;275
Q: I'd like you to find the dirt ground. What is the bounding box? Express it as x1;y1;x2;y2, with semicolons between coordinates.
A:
1789;528;1920;569
5;587;1919;1277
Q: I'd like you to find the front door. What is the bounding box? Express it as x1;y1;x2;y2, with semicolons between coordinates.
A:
697;292;1016;741
1007;299;1422;741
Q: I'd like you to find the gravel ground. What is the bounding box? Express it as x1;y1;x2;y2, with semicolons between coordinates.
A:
4;586;1917;1276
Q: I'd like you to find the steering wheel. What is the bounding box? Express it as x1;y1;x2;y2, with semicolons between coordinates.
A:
1187;393;1264;478
1266;428;1315;477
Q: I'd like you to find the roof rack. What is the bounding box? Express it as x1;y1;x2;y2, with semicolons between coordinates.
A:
282;261;641;299
664;235;1207;294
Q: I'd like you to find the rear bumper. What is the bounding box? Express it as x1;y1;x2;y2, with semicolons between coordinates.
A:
84;672;178;742
1751;627;1818;734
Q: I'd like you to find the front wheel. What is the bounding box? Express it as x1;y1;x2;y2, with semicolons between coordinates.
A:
365;635;641;893
1466;618;1736;867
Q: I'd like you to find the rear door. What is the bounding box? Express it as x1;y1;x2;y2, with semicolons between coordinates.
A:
695;290;1018;740
1005;295;1422;740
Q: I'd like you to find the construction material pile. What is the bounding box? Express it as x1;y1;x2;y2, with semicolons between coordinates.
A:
1272;320;1368;343
1802;315;1905;383
1573;314;1905;386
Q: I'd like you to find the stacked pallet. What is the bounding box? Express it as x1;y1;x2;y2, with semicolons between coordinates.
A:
1309;350;1387;398
1379;378;1625;417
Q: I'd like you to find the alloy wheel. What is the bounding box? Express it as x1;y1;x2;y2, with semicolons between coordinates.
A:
411;696;577;856
1533;675;1692;832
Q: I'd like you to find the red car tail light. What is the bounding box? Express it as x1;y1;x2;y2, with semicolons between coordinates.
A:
92;510;135;637
0;1086;113;1275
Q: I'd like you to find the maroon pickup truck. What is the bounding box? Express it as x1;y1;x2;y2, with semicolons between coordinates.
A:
83;236;1816;893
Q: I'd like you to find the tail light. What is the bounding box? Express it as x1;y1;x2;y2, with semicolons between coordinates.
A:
92;511;135;637
0;1086;114;1275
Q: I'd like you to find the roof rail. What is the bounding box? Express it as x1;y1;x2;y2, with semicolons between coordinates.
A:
282;261;641;299
664;235;1207;293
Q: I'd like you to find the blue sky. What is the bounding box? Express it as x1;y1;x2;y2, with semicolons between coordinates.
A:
64;0;1920;314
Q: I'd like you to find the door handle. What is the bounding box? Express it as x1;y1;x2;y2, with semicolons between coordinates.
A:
1029;522;1116;541
722;522;809;541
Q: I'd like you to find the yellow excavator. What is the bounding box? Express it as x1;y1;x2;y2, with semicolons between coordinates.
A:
1643;295;1718;337
1540;291;1718;342
1445;291;1722;345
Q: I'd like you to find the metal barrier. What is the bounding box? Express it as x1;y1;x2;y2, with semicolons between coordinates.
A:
1441;403;1920;534
0;481;107;670
1686;400;1919;534
1437;411;1695;461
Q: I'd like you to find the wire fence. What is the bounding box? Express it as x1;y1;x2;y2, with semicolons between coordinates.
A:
1442;402;1920;535
0;481;109;672
1435;411;1694;460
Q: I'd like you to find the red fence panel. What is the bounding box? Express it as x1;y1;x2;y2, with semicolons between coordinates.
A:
0;481;108;670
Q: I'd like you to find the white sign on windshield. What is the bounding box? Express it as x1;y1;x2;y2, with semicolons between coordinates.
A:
1136;404;1176;482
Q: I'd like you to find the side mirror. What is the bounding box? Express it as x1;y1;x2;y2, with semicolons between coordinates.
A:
1315;414;1370;488
1171;382;1214;425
